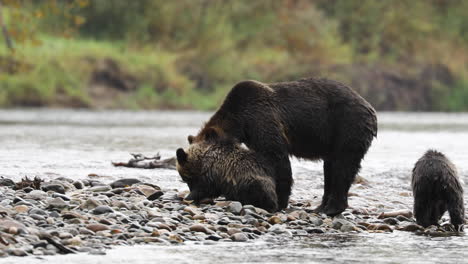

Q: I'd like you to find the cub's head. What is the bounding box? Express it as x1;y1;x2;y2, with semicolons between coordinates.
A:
176;128;226;202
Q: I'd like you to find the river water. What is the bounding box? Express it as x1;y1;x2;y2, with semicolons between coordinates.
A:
0;110;467;264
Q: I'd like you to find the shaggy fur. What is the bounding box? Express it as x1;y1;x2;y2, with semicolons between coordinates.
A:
187;78;377;216
412;150;465;230
176;140;278;212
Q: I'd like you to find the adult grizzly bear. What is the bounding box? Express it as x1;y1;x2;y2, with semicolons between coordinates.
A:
185;78;377;216
176;139;278;212
412;150;465;231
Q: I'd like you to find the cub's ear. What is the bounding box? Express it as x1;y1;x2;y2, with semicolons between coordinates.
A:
176;148;188;164
187;135;194;144
204;127;219;141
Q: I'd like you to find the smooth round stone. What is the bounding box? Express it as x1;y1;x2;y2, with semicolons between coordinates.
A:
81;198;101;209
28;208;46;216
189;224;210;234
14;205;30;214
86;224;110;232
92;205;114;215
110;178;141;189
25;190;47;200
0;178;15;187
32;240;49;248
7;248;28;256
42;184;65;194
340;224;356;232
228;202;243;215
147;191;164;201
383;218;399;225
268;216;283;225
331;218;352;230
72;181;84;189
310;217;323;226
47;197;69;210
52;193;71;201
230;232;248;242
89;185;112;192
30;214;46;221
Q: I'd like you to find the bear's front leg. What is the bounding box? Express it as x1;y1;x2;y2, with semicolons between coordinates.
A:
273;155;293;210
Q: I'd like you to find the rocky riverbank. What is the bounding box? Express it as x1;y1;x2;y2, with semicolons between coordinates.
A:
0;177;461;258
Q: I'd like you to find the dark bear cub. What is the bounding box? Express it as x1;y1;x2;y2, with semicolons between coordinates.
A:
412;150;465;231
176;131;278;212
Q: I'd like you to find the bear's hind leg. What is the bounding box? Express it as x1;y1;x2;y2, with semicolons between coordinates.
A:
323;156;362;216
414;197;437;227
446;192;465;230
313;160;333;213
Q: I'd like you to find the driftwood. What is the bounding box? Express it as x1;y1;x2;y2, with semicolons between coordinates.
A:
39;232;76;254
112;153;176;170
13;176;43;190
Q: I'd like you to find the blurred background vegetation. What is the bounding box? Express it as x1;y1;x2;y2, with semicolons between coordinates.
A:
0;0;467;111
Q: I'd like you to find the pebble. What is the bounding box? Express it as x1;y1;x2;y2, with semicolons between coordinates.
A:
147;191;164;201
0;177;428;258
92;205;114;215
89;185;112;192
228;202;243;214
231;232;249;242
86;224;110;232
25;190;47;200
268;216;283;225
42;184;65;194
13;205;29;214
110;178;141;188
47;197;69;210
73;181;84;189
189;224;210;234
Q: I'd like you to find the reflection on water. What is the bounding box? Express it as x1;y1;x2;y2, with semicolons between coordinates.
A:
0;109;467;264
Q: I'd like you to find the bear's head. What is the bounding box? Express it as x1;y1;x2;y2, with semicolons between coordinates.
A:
176;127;228;202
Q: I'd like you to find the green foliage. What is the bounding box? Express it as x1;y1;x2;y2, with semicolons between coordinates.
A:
1;0;468;110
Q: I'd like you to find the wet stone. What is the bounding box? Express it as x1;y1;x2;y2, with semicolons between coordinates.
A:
47;197;69;210
89;185;112;192
25;190;48;200
72;181;84;189
42;184;65;194
13;205;30;214
306;227;325;234
383;218;399;225
7;248;28;257
86;224;110;232
92;205;114;215
147;190;164;201
110;178;141;189
52;193;70;201
228;202;243;215
81;198;101;209
231;232;249;242
0;178;15;187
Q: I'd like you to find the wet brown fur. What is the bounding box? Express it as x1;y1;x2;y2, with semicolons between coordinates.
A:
186;78;377;216
412;150;465;230
176;139;278;212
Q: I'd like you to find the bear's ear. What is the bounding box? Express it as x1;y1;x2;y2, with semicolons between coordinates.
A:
187;135;194;144
204;127;219;141
176;148;188;164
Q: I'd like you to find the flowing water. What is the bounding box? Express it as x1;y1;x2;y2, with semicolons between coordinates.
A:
0;109;467;264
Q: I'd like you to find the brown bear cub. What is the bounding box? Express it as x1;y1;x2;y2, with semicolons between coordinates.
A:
176;135;278;212
183;78;377;216
412;150;465;231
